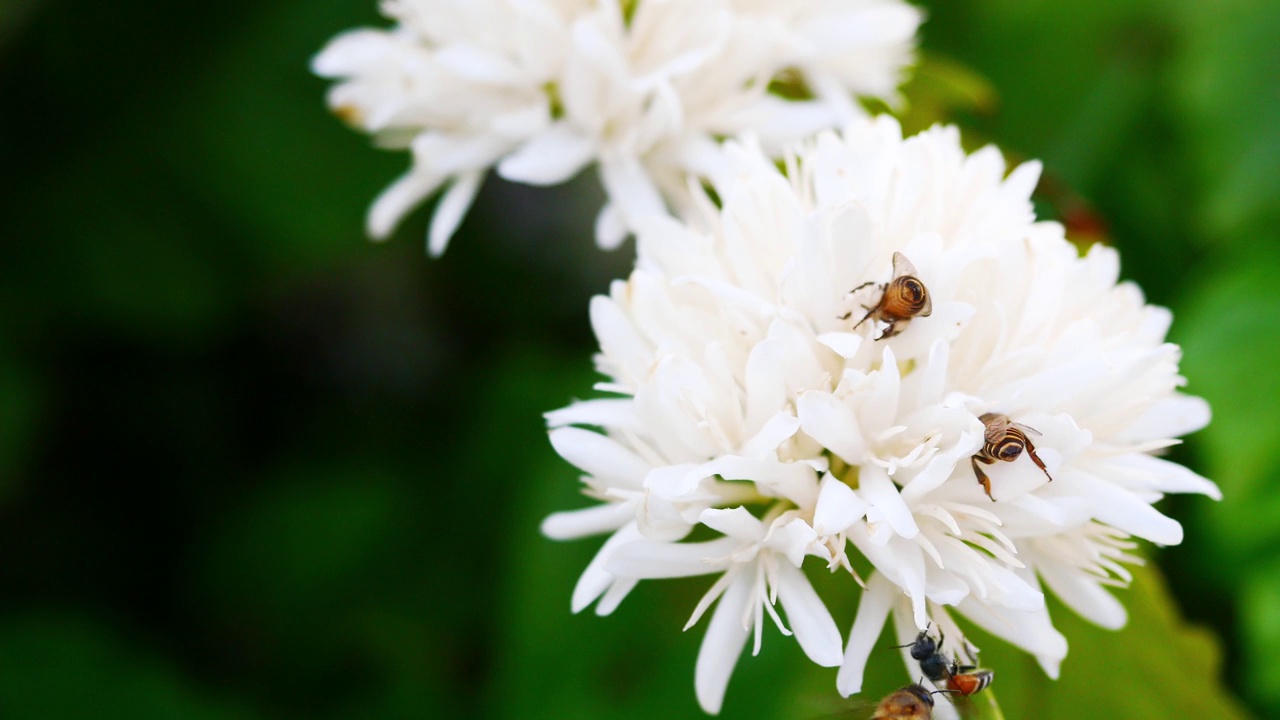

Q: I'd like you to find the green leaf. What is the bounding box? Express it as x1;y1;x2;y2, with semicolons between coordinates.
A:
1175;246;1280;566
1169;0;1280;240
979;562;1248;719
1242;566;1280;708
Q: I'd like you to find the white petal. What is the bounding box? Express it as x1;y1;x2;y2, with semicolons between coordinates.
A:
1123;454;1222;499
548;427;649;487
813;474;868;536
607;536;737;579
541;502;633;540
1038;560;1126;630
739;412;801;458
427;170;484;256
1082;478;1184;546
595;576;638;616
816;331;864;360
858;465;918;539
598;157;668;232
594;201;629;250
700;507;764;542
837;572;896;696
497;122;596;185
544;398;639;431
1123;394;1211;440
797;391;867;464
589;293;648;383
764;517;819;567
694;571;753;715
775;562;842;667
435;42;524;84
956;596;1067;678
367;169;444;240
570;523;642;613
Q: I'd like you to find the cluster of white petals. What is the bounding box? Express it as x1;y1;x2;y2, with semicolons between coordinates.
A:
542;116;1220;714
313;0;922;254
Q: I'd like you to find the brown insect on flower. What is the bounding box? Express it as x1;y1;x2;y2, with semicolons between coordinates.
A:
870;684;938;720
971;412;1054;501
841;252;932;340
944;666;994;697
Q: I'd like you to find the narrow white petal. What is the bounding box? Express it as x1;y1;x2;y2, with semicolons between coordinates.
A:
367;169;444;240
570;523;642;613
311;30;389;77
589;292;648;383
858;465;918;539
1084;479;1184;546
775;562;843;667
544;398;639;431
837;572;896;696
607;536;738;579
695;573;753;714
540;502;633;540
548;427;649;487
598;157;668;231
595;576;638;616
1038;560;1127;630
435;42;524;84
1123;454;1222;499
427;170;484;256
594;201;628;250
497;122;596;185
956;596;1067;678
1123;394;1211;440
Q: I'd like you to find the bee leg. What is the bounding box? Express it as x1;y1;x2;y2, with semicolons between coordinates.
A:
875;320;903;340
971;456;996;501
1023;437;1054;482
851;306;878;330
840;281;879;320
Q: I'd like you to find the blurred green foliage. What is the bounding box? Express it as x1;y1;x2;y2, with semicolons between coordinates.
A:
0;0;1276;718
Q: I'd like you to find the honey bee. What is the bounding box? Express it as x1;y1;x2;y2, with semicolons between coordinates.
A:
841;252;932;340
870;684;937;720
971;412;1054;501
898;627;994;698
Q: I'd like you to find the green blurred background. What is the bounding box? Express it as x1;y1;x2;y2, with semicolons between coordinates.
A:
1;0;1277;717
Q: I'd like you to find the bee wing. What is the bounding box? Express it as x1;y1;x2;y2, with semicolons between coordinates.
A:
1012;422;1041;436
890;252;919;279
918;290;932;317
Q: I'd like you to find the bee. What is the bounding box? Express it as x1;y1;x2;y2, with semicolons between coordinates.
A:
841;252;932;340
896;626;950;686
971;412;1054;501
870;684;937;720
944;667;994;697
897;627;994;698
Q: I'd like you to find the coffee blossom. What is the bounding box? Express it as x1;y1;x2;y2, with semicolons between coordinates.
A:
313;0;921;254
542;116;1219;713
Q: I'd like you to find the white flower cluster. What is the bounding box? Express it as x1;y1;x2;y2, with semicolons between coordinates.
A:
313;0;921;254
542;117;1220;714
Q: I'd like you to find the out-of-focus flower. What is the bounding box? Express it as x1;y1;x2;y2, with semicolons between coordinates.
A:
313;0;922;254
542;116;1219;713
